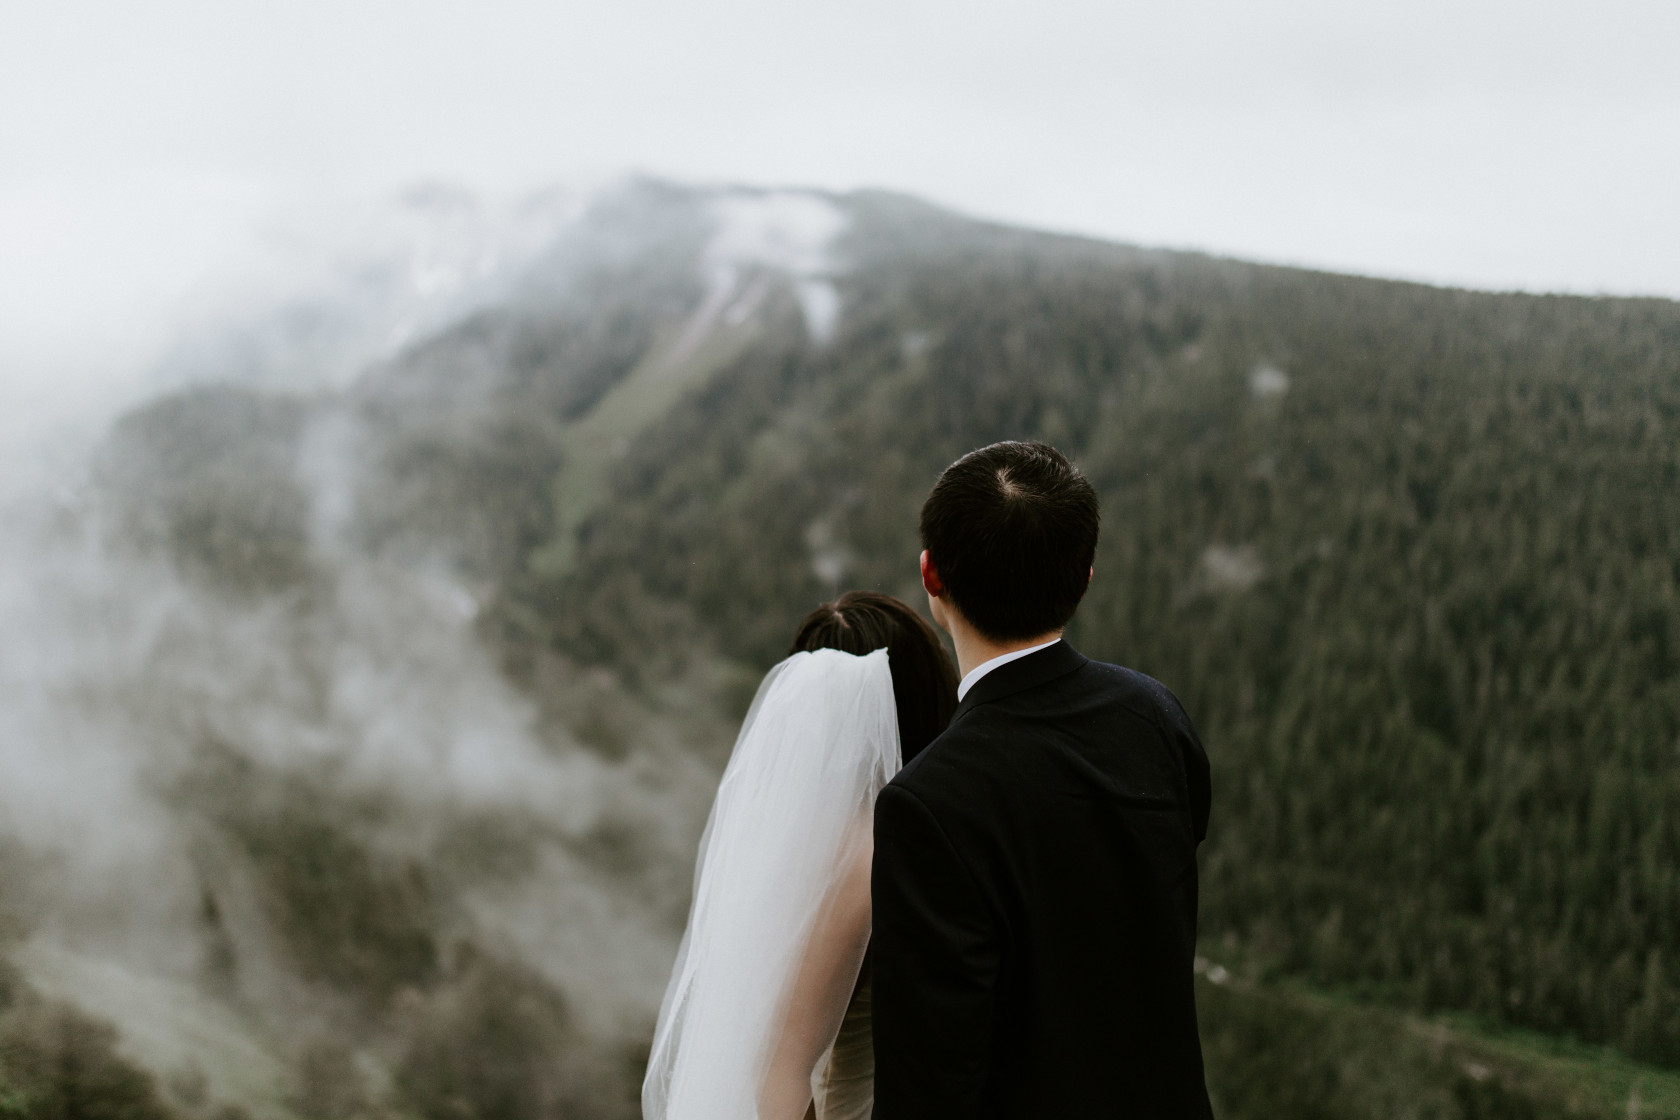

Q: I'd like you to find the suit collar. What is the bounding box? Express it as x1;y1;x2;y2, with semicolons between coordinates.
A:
949;640;1088;724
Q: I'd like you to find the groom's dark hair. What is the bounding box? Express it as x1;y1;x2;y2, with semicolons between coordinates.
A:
920;441;1099;641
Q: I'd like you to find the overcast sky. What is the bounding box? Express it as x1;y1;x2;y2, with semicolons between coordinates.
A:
3;0;1678;400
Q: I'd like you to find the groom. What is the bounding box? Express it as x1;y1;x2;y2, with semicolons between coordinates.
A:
871;441;1214;1118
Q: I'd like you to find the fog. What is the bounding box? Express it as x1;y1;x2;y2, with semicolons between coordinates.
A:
0;186;761;1118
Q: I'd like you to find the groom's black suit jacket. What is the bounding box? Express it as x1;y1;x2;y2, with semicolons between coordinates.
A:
871;641;1214;1119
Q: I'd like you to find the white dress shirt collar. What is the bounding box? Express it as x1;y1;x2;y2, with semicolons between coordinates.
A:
956;638;1062;702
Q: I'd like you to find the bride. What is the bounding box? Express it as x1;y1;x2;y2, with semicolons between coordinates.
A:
643;591;957;1120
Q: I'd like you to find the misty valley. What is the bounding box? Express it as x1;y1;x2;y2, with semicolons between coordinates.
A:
1;180;1678;1120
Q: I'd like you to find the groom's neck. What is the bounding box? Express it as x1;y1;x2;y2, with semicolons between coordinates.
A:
944;612;1064;680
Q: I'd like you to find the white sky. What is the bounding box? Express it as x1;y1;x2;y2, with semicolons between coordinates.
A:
2;0;1677;408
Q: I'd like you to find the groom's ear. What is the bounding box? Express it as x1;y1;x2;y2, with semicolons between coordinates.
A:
920;550;945;598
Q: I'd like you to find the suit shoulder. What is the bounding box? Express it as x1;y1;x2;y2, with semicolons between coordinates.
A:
1083;659;1200;740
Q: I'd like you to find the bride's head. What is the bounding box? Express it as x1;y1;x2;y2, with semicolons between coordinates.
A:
789;591;958;763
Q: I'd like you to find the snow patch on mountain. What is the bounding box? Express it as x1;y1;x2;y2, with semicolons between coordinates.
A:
703;191;847;344
708;191;844;276
795;280;842;344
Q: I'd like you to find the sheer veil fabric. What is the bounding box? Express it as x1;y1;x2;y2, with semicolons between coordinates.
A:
644;648;901;1120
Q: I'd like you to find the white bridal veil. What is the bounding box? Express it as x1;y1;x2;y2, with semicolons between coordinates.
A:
644;648;901;1120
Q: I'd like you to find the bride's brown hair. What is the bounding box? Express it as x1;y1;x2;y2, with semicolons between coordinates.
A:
789;591;959;764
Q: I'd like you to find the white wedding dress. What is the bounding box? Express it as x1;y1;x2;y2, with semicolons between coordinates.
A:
643;648;900;1120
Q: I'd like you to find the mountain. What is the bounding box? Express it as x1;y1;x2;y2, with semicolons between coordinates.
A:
1;178;1677;1120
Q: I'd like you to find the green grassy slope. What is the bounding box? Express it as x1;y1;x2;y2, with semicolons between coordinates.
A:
1198;966;1680;1119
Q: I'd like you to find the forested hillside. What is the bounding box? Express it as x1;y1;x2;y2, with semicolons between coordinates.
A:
495;187;1680;1067
4;181;1676;1119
